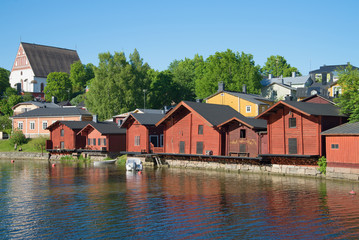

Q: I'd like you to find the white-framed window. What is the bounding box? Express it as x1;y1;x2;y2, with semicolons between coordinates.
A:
246;105;251;113
18;121;23;130
42;121;48;130
135;136;140;146
30;121;35;130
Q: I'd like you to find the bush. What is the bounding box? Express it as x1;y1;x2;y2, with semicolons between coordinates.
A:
30;136;48;151
318;156;327;175
9;129;27;146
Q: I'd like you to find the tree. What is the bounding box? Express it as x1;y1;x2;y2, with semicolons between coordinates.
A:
195;49;262;99
44;72;72;102
0;115;12;133
0;94;22;116
335;65;359;122
261;55;301;78
0;67;10;95
69;61;95;93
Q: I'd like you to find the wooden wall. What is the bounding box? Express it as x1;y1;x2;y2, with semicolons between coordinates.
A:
49;124;85;150
126;120;149;153
325;135;359;168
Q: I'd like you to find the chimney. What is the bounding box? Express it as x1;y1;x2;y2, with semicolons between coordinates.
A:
52;96;57;104
242;84;247;94
268;74;272;79
322;72;327;85
93;115;98;123
218;82;225;92
292;72;296;78
196;99;202;103
281;78;284;84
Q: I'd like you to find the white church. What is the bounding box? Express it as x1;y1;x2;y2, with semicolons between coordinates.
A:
9;42;80;99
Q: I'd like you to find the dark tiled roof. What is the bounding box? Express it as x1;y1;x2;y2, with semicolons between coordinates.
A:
12;107;91;118
130;113;165;125
58;100;72;107
281;101;345;117
184;101;267;129
53;121;91;130
136;109;164;114
321;122;359;135
261;75;312;87
309;64;358;74
300;94;336;104
88;122;126;134
22;42;80;78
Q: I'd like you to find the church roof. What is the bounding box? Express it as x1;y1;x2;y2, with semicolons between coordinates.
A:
21;42;80;78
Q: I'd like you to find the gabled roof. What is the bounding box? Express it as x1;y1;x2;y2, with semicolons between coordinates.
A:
11;107;92;118
309;64;358;74
300;94;336;105
256;100;346;119
156;101;266;129
321;122;359;135
261;75;311;87
205;90;273;105
262;82;296;91
113;108;164;118
121;113;165;128
46;120;91;131
21;42;80;78
217;117;267;130
78;122;126;135
12;101;60;110
57;100;72;107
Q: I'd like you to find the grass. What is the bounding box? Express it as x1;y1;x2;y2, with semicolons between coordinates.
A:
117;155;127;166
0;139;46;153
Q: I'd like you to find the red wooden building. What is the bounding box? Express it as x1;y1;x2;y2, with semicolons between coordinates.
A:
256;100;347;156
156;101;267;157
121;113;165;153
46;121;89;152
300;94;335;105
77;122;126;152
322;122;359;168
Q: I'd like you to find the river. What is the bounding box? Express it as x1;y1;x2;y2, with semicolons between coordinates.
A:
1;160;359;239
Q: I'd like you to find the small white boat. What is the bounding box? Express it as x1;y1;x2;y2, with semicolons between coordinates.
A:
126;158;143;171
94;159;117;166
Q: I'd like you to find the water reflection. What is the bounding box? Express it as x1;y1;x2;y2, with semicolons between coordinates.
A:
1;160;359;239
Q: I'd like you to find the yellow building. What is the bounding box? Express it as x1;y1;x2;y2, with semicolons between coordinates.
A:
328;81;342;97
205;82;274;117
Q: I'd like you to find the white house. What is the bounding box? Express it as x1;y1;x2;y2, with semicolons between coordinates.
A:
261;82;296;101
9;42;80;99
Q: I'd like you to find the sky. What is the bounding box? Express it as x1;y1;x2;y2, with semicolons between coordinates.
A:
1;0;359;75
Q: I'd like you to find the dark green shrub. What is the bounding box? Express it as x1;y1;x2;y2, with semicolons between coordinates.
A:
318;156;327;175
9;129;26;146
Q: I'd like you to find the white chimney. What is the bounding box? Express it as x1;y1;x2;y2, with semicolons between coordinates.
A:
292;72;296;78
268;74;272;79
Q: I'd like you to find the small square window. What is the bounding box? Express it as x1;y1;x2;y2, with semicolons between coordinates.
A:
331;144;339;149
198;125;203;135
289;118;296;128
246;106;251;113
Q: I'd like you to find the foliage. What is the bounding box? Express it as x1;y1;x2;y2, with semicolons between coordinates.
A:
22;92;34;102
117;154;127;166
0;94;22;116
70;61;95;93
44;72;72;102
335;65;359;122
3;87;17;98
0;67;10;95
317;156;327;175
70;93;85;106
261;55;301;78
195;49;262;99
29;136;48;151
0;116;12;133
9;129;27;146
86;50;150;120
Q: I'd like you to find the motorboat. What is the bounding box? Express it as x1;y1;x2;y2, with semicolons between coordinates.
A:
94;159;117;166
126;158;143;171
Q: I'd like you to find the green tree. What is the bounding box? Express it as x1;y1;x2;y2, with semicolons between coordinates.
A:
70;93;85;106
9;129;26;146
0;67;10;95
44;72;72;102
69;61;95;93
0;115;12;133
1;94;22;116
261;55;301;78
335;65;359;122
195;49;262;99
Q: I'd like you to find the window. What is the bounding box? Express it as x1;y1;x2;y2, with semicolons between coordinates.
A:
331;144;339;149
88;138;91;146
160;134;164;147
60;141;65;149
103;138;107;146
18;122;23;130
240;129;246;138
30;121;35;130
98;138;101;146
150;135;159;147
118;120;123;126
135;136;140;146
196;142;203;154
240;144;246;153
246;106;251;113
289;118;296;128
198;125;203;135
288;138;297;154
179;141;185;154
60;129;64;136
42;121;47;130
93;138;96;146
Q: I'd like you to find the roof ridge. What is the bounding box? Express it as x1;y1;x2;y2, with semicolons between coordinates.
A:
21;42;77;52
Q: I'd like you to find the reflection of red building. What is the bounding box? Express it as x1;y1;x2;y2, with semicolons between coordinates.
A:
121;113;164;153
78;121;126;152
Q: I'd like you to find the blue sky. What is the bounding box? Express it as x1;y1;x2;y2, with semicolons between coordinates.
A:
1;0;358;75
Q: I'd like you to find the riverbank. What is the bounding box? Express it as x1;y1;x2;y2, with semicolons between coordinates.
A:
0;151;49;160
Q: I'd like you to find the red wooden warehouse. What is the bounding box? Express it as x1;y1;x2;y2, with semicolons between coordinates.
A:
77;121;126;153
121;113;165;153
322;122;359;168
156;101;267;157
256;100;347;156
46;121;89;152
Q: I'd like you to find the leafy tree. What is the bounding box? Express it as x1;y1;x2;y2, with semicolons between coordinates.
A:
0;115;12;133
261;55;301;78
0;67;10;95
44;72;72;102
335;65;359;122
1;94;22;116
9;129;26;146
69;61;95;93
195;49;262;99
70;93;85;106
3;87;17;98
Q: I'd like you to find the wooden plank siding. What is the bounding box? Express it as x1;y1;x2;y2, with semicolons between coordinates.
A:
326;136;359;168
48;124;86;150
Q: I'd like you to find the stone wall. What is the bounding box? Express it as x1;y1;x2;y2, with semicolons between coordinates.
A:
327;167;359;181
0;152;49;160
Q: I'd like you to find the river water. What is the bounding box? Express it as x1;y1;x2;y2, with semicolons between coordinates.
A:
1;160;359;239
